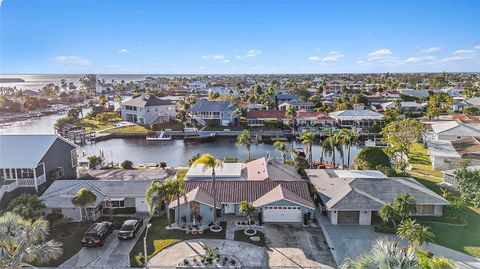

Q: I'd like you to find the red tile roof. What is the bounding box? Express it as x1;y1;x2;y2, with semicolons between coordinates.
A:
183;180;314;207
296;110;332;120
247;110;286;119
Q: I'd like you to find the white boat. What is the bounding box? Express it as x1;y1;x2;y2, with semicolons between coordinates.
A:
146;131;172;141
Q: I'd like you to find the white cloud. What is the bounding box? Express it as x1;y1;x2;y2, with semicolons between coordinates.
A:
245;49;261;57
453;49;475;55
419;47;441;54
221;59;230;63
368;49;392;59
199;66;208;70
356;60;371;66
475;45;480;50
118;48;129;54
404;56;437;63
52;56;90;66
308;51;344;62
201;54;226;60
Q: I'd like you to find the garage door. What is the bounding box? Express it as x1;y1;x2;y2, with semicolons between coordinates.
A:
263;206;302;222
338;211;360;224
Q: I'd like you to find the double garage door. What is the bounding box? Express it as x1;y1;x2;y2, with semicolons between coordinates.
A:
337;211;360;224
263;206;302;222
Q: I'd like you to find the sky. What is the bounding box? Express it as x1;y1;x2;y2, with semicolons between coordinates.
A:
0;0;479;74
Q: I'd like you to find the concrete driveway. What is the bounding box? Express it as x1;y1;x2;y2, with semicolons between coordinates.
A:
318;215;480;269
263;223;336;268
60;223;146;268
148;239;268;268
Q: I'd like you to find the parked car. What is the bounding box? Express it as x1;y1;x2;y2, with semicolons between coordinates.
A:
81;221;113;247
118;219;144;240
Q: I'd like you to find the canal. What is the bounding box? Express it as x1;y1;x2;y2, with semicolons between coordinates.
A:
0;114;363;167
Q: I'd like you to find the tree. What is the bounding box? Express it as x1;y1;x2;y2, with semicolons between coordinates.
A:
236;129;253;160
187;153;201;166
146;181;172;225
6;194;45;219
380;204;401;227
121;160;134;169
322;134;342;167
393;194;417;222
454;167;480;207
164;178;186;225
463;106;480;116
0;212;63;269
416;248;455;269
397;219;434;249
300;131;315;167
192;154;223;229
285;106;297;131
239;200;257;232
340;128;359;168
71;188;97;222
273;141;287;162
354;147;391;170
341;238;418;269
381;119;424;171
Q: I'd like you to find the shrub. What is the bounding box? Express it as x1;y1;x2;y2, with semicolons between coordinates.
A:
121;160;134;169
159;162;167;169
258;212;263;226
354;147;391;170
374;223;396;234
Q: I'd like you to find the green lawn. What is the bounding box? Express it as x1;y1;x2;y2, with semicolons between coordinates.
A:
152;121;185;131
102;125;151;134
408;143;480;258
34;223;89;267
129;216;227;267
233;230;266;247
82;118;115;131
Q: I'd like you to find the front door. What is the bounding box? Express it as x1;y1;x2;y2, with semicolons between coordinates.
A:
224;204;235;214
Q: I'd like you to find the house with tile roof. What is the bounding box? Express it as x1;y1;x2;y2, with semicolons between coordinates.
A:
121;94;177;125
328;109;384;129
278;101;314;111
296;110;335;128
306;169;448;225
0;134;78;207
246;110;286;126
170;158;314;224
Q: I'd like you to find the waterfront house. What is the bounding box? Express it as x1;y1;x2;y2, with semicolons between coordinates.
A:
278;101;314;111
427;136;480;170
306;169;448;225
296;110;335;128
246;110;286;126
0;134;78;207
399;89;431;99
440;87;464;98
120;94;176;125
208;85;236;96
189;100;238;126
189;80;208;91
170;158;314;225
429;121;480;141
328;109;384;129
274;93;300;103
41;180;150;222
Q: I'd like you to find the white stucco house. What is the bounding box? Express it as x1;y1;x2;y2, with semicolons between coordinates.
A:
120;94;176;125
430;121;480;141
427;137;480;170
306;169;448;225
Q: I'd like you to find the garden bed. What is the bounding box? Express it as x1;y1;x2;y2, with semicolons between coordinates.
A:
233;230;265;247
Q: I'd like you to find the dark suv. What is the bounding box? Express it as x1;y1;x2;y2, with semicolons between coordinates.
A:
81;221;113;247
118;219;143;240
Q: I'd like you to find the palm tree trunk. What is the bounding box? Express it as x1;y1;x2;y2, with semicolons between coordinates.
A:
347;144;352;168
212;170;217;227
167;200;172;227
176;195;181;225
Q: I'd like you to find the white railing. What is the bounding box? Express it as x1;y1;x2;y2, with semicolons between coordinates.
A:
36;174;46;185
0;181;19;200
17;178;36;187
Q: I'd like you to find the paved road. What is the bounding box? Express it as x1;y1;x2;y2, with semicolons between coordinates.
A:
60;228;143;268
317;214;480;269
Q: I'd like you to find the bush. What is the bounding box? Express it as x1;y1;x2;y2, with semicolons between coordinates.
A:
354;147;391;170
159;162;167;169
374;223;396;234
121;160;134;169
258;212;263;226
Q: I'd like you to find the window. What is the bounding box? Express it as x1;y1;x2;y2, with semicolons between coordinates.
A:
71;149;78;167
21;169;34;178
146;109;150;113
105;199;125;208
416;205;434;215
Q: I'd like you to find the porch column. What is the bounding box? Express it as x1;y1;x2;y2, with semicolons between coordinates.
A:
33;168;38;192
42;163;46;181
15;168;18;182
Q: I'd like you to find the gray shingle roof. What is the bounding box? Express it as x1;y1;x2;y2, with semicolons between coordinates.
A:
189;100;237;112
122;96;175;107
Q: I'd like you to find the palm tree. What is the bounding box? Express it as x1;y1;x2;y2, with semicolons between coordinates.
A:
192;154;223;229
273;141;287;162
285;106;297;132
322;134;342;167
239;200;257;233
71;188;97;222
236;129;253;160
233;109;242;126
300;131;315;167
397;219;435;249
380;204;401;227
341;238;418;269
340;129;360;168
146;181;172;225
393;194;417;221
0;212;63;269
164;178;186;225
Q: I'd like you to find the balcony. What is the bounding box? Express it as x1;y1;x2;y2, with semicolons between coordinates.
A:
0;180;19;200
